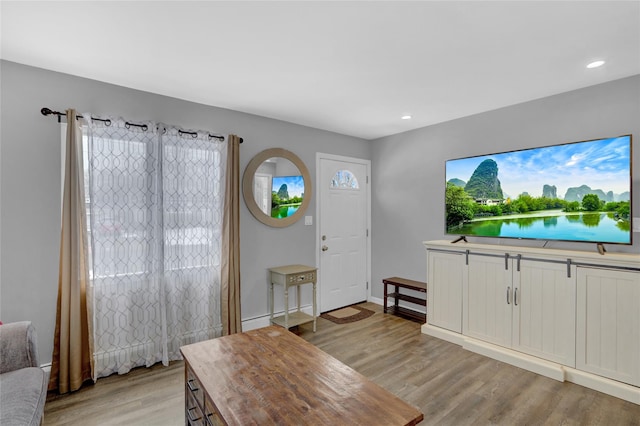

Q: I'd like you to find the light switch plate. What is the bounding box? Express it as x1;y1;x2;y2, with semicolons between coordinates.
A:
633;217;640;233
305;216;313;226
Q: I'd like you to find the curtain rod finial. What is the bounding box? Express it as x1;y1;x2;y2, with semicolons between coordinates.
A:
41;107;53;116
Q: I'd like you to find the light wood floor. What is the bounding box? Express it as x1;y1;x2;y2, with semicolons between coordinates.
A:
44;302;640;425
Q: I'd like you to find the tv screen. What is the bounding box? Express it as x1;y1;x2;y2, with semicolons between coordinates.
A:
271;175;305;219
445;135;633;245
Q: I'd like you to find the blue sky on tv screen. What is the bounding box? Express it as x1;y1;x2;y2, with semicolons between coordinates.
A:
446;136;631;199
272;175;304;197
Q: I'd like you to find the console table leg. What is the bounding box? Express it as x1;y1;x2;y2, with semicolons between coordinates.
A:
284;287;289;329
270;282;274;324
312;281;317;332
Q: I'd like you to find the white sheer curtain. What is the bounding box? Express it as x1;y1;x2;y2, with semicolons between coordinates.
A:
84;117;225;379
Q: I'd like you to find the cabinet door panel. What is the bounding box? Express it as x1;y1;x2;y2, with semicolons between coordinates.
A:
464;255;512;347
513;261;576;366
576;267;640;386
427;251;463;332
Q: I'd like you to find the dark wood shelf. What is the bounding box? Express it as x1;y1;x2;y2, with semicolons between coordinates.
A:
385;306;426;323
382;276;427;324
383;277;426;292
387;292;426;307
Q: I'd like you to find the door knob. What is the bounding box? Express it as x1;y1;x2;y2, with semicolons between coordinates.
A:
322;245;329;251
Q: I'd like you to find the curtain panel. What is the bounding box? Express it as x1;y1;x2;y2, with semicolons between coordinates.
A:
84;118;226;379
49;109;93;393
221;134;242;335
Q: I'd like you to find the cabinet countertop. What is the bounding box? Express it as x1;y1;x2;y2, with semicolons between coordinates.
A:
424;239;640;266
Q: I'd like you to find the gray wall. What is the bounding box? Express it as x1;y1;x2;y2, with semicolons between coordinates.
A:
370;75;640;300
2;59;638;364
0;60;371;364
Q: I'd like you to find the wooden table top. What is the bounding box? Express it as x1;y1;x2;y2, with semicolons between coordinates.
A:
180;326;423;426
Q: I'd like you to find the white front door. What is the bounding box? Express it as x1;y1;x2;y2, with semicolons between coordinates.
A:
317;154;369;312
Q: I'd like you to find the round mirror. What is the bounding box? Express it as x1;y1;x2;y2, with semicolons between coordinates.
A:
242;148;312;227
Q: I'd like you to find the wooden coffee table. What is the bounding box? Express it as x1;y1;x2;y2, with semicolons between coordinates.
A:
181;326;423;425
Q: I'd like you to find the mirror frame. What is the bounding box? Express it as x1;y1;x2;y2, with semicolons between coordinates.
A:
242;148;312;228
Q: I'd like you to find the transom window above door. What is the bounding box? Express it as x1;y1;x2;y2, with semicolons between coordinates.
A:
330;170;359;189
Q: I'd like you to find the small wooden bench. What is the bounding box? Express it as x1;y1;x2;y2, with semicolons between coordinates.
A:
383;277;427;323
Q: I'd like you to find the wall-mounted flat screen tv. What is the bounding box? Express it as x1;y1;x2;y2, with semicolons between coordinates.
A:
445;135;632;245
271;175;305;219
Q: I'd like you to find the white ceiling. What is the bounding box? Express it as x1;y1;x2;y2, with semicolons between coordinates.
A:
2;1;639;140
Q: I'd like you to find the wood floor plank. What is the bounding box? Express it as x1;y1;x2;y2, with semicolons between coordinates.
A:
44;302;640;425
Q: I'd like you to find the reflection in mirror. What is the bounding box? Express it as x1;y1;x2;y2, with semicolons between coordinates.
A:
242;148;312;228
253;173;271;215
253;157;304;219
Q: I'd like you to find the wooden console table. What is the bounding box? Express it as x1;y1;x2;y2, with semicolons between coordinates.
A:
269;264;317;332
181;326;424;425
383;276;427;323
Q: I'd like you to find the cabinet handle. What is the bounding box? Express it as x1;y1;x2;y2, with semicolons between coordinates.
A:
187;407;202;422
187;378;199;392
514;288;518;306
506;286;511;304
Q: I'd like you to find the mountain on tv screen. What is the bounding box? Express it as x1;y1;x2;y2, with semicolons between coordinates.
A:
445;135;632;245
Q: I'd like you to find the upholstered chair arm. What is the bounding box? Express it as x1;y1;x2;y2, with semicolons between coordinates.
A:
0;321;40;373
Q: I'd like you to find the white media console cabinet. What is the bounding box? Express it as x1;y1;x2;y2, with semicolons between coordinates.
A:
423;240;640;404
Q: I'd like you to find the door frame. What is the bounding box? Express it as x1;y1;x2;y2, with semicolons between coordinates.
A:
315;152;372;312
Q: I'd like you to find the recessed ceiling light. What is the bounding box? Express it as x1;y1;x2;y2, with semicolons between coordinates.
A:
586;60;605;69
401;115;412;120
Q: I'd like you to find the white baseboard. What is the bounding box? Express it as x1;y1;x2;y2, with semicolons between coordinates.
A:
422;324;640;405
462;339;565;382
564;368;640;405
368;296;383;306
421;323;465;345
241;296;422;331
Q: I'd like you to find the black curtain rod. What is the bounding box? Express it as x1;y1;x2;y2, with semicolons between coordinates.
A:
40;107;242;143
41;107;111;125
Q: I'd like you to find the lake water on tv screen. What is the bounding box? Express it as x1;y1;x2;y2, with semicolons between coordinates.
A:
454;212;630;244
